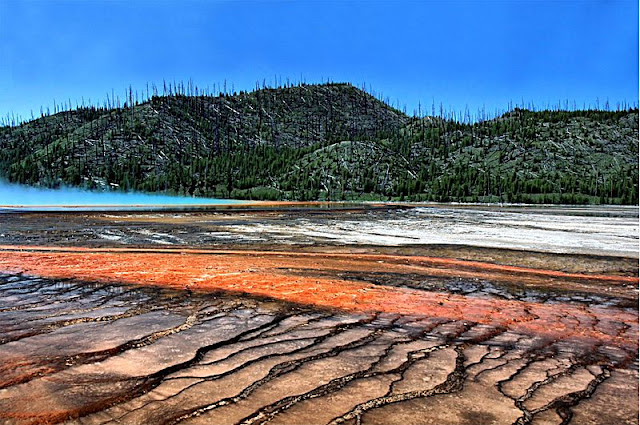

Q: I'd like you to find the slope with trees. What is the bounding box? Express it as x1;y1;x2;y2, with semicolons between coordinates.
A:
1;83;637;204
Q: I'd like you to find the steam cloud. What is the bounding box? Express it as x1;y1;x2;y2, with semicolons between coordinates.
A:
0;181;244;210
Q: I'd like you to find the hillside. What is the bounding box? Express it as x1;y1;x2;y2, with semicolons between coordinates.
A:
0;83;638;204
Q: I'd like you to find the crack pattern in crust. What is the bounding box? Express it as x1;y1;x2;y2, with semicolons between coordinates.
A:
0;270;636;425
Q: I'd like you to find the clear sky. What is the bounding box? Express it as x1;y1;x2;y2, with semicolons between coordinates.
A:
0;0;638;122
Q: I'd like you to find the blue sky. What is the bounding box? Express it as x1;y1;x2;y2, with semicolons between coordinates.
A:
0;0;638;122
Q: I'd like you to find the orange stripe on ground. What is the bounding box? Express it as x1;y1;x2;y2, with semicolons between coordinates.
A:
0;250;636;351
0;245;636;284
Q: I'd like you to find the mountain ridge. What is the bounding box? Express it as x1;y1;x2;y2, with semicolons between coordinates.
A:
1;83;637;204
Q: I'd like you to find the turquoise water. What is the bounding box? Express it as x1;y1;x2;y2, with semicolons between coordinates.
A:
0;182;247;209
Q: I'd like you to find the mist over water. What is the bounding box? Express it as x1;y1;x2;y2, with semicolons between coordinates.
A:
0;181;245;209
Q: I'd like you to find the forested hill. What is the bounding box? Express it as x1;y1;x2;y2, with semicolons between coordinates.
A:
1;83;638;204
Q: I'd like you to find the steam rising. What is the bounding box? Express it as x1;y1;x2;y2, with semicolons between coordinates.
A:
0;181;246;210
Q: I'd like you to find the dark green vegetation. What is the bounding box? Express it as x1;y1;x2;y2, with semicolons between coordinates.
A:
1;83;638;204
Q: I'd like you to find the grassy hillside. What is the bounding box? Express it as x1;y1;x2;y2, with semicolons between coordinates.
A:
1;83;637;204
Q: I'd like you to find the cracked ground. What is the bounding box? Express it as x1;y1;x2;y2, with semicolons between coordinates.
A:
0;204;637;424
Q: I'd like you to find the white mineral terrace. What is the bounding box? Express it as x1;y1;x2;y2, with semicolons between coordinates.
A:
226;206;639;257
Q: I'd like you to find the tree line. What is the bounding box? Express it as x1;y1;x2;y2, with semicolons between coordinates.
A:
1;81;638;205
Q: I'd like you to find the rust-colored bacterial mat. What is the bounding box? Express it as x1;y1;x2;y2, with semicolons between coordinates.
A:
0;206;637;425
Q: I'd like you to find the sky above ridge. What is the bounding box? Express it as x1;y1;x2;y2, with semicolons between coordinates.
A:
0;0;638;122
